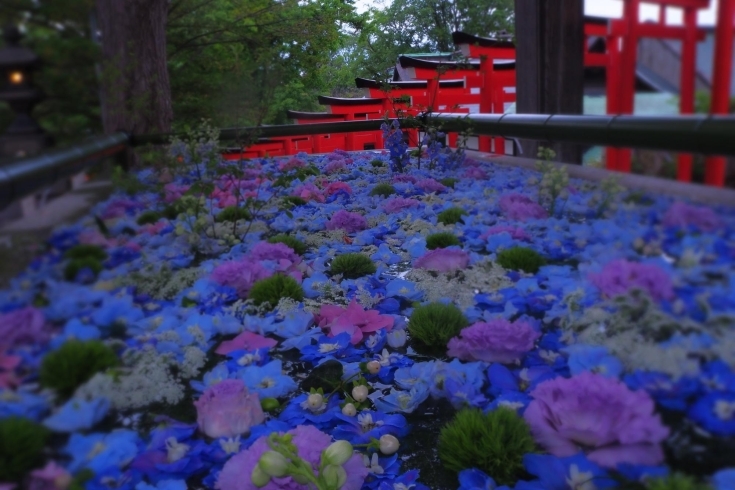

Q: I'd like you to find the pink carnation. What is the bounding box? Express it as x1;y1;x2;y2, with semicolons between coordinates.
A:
524;372;669;468
498;194;548;221
662;201;721;232
317;299;394;345
414;248;469;272
292;182;325;203
588;259;674;301
194;379;265;439
382;197;421;213
447;318;540;363
415;178;447;193
325;210;367;234
211;259;273;298
0;307;48;349
216;425;368;490
479;225;530;241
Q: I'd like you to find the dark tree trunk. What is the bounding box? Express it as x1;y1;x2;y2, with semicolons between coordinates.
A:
95;0;172;163
514;0;584;164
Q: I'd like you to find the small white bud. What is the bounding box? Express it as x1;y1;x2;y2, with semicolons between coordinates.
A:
366;361;381;375
322;440;354;466
258;451;289;477
307;393;324;411
322;464;347;489
379;434;400;455
352;385;369;403
341;403;357;417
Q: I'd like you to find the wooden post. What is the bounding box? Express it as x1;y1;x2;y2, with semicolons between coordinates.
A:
514;0;584;164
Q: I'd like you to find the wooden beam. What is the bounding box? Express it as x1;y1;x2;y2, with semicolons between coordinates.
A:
514;0;584;164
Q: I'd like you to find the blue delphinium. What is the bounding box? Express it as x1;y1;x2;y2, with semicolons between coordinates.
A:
458;468;497;490
43;397;110;433
190;361;231;394
362;453;403;490
278;393;342;431
623;370;700;411
65;429;141;474
445;376;488;409
514;453;616;490
331;410;410;445
563;344;623;378
300;332;365;364
0;387;51;421
238;359;297;399
223;348;271;372
377;469;430;490
688;391;735;436
373;384;430;414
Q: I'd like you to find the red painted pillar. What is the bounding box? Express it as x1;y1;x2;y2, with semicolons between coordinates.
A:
677;7;698;182
606;27;622;171
617;0;640;173
479;56;493;153
344;113;355;152
705;0;734;187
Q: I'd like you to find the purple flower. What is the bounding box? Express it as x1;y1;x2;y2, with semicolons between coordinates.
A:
325;210;367;234
447;319;540;363
216;425;368;490
194;379;265;439
587;259;674;301
498;194;548;221
463;167;488;179
382;197;421;214
662;201;721;231
210;259;273;298
413;248;469;272
249;241;301;264
524;372;669;468
415;178;447;193
0;306;49;349
480;225;530;241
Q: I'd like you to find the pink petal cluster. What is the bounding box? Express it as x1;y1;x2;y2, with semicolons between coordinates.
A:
498;194;548;221
215;331;278;356
100;198;143;220
278;157;307;172
415;178;447;193
292;182;325;203
463;166;488;179
317;299;394;345
138;221;168;236
588;259;674;301
163;183;190;203
194;379;265;439
0;349;21;389
524;372;670;468
324;159;347;174
413;248;469;272
392;174;417;184
382;197;420;213
662;201;722;232
0;307;48;349
323;181;353;197
210;259;273;298
479;225;531;241
447;318;540;363
27;461;72;490
325;210;367;234
216;425;368;490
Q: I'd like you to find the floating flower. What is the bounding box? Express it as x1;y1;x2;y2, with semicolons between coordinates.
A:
662;201;721;231
524;372;669;468
413;248;469;272
0;307;48;349
587;259;674;301
210;259;272;299
382;197;421;213
326;210;367;234
317;300;394;345
194;379;265;439
498;193;548;221
447;318;540;364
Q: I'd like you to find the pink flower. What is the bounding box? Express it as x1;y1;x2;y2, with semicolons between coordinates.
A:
662;201;721;232
216;425;368;490
194;379;265;439
28;461;72;490
479;225;530;241
211;259;273;298
324;159;347;174
317;300;394;345
278;157;307;171
163;183;190;203
447;318;540;363
415;178;447;193
382;197;421;213
323;181;353;197
100;198;142;219
248;242;304;283
393;174;416;184
498;194;548;221
588;259;674;301
463;167;487;179
215;331;278;356
138;221;168;236
292;183;325;203
524;372;669;468
325;210;367;234
0;348;21;389
414;248;469;272
0;307;48;349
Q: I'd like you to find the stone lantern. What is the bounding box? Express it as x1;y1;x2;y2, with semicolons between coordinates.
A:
0;24;52;161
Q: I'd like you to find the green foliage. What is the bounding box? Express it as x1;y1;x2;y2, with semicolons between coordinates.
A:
408;302;468;351
248;274;305;309
496;247;546;274
0;417;50;483
268;234;308;255
370;159;385;167
112;166;148;195
624;190;654;206
439;177;458;188
64;257;104;282
589;176;625;217
39;340;119;399
64;244;108;262
437;207;467;225
369;183;397;197
329;253;377;279
646;474;711;490
438;408;535;485
136;210;162;226
282;196;308;208
425;232;461;250
535;147;569;216
215;205;252;223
